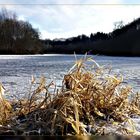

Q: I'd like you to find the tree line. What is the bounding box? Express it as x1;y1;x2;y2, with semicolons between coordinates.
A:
42;18;140;56
0;8;42;54
0;8;140;56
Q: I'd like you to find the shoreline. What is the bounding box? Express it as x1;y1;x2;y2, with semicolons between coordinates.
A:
0;53;140;57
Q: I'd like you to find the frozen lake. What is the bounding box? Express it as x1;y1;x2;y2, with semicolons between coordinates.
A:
0;54;139;99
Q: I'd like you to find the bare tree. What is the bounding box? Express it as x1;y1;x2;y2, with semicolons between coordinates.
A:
113;20;124;30
0;8;42;54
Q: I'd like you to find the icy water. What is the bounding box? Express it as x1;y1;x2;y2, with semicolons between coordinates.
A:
0;54;140;133
0;54;139;99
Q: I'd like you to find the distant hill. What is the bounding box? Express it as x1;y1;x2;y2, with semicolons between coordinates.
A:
42;18;140;56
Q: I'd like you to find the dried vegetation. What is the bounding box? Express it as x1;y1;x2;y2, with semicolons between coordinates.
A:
0;57;140;135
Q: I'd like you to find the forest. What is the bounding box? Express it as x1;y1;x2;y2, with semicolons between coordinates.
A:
42;18;140;56
0;8;42;54
0;8;140;56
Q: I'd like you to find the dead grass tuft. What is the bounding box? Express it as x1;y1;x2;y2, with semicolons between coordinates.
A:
0;57;140;135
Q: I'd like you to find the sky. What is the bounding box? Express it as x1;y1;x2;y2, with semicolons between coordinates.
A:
0;0;140;39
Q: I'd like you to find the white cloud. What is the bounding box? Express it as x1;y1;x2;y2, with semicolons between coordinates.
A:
0;0;140;39
18;15;26;21
40;3;140;39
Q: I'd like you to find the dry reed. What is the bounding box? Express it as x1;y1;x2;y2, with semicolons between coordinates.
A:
0;57;140;135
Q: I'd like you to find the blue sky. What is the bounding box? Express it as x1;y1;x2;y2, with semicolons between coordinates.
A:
0;0;140;39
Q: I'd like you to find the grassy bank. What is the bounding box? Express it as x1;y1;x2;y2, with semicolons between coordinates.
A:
0;57;140;135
